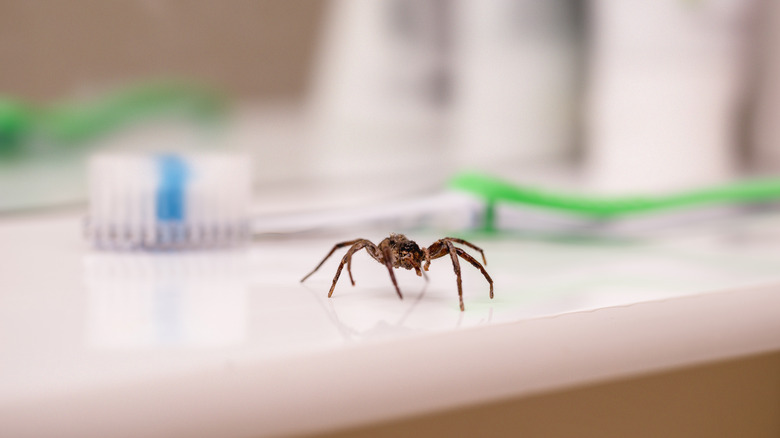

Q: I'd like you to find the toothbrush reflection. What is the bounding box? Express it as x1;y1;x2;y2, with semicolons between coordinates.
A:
83;251;250;349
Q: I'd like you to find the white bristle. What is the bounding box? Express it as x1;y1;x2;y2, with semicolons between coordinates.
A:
85;153;251;250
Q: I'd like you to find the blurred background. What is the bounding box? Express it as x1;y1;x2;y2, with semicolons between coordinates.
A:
1;0;776;215
3;2;780;437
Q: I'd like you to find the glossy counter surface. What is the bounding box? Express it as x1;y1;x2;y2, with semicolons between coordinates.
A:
2;211;780;437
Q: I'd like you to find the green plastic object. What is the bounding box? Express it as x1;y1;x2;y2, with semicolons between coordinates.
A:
0;80;225;155
0;99;36;155
450;171;780;220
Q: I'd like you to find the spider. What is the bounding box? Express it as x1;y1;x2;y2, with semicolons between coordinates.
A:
300;233;493;311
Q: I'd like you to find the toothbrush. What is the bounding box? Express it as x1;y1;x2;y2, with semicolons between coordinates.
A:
86;164;780;251
450;171;780;227
85;152;251;250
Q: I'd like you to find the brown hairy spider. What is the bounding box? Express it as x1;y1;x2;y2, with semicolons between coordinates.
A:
301;233;493;311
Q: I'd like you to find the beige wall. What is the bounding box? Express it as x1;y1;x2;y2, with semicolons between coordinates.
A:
0;0;325;101
308;351;780;438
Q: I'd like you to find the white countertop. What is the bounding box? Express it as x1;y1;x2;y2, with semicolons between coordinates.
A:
2;209;780;437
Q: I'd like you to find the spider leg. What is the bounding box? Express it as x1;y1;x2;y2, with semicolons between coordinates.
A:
346;240;379;286
301;239;362;283
455;248;494;299
381;245;403;300
346;250;358;286
444;241;465;311
327;240;376;297
426;238;492;310
442;237;487;265
413;264;427;281
425;241;447;260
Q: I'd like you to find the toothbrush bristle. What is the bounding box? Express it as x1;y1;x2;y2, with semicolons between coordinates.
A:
85;153;251;250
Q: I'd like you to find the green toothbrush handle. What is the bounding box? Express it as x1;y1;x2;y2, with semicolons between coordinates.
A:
450;171;780;219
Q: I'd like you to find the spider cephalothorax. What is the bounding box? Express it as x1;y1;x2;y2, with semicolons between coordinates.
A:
301;233;493;311
388;234;425;273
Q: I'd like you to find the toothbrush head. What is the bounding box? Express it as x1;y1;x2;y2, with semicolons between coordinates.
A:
85;152;251;250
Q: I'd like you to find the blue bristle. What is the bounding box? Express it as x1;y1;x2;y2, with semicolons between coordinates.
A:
156;154;188;222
